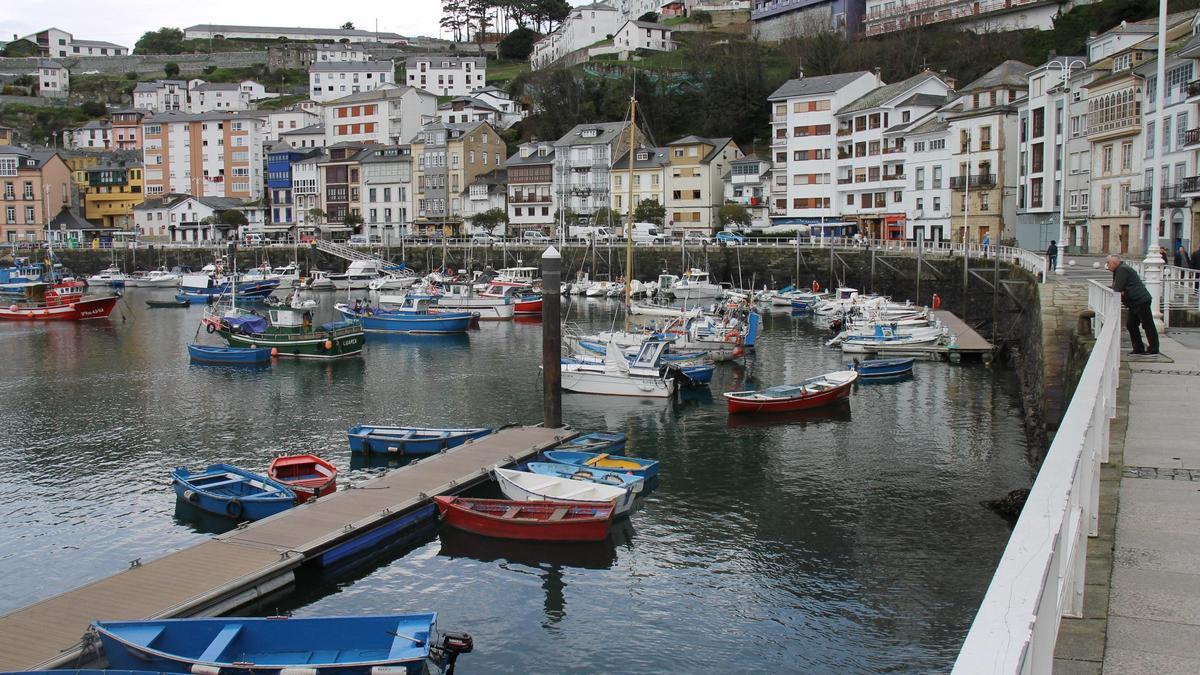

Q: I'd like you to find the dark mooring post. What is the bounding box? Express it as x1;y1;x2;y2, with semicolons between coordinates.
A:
542;246;562;428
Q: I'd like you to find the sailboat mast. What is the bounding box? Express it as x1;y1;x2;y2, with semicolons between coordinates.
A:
623;97;636;328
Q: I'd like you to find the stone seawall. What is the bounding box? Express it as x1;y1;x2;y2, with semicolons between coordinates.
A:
0;52;269;77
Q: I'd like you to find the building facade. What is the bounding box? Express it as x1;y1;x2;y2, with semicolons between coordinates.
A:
21;27;128;57
410;121;505;236
505;141;558;235
320;86;437;146
724;155;775;230
81;157;143;230
664;135;743;236
610;145;669;225
184;24;406;43
0;147;71;242
360;145;414;242
554;121;645;219
141;112;266;200
309;61;395;103
404;56;487;97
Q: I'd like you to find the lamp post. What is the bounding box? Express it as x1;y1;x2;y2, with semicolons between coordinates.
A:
1145;0;1169;330
1044;56;1088;275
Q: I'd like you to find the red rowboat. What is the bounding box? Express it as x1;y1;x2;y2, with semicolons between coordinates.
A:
434;496;614;542
724;369;858;414
267;454;337;502
0;294;119;321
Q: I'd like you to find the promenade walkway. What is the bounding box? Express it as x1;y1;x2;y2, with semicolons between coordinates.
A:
1055;329;1200;673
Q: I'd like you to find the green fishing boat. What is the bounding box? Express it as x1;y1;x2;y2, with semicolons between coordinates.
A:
204;307;364;359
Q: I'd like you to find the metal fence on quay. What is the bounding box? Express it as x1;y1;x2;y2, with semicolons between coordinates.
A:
953;280;1120;674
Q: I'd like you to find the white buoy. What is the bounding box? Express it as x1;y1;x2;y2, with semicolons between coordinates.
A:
1068;259;1076;266
1092;261;1101;269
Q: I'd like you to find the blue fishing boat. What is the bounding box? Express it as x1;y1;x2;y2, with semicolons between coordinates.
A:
543;450;660;479
525;461;645;493
187;344;272;365
335;297;474;334
175;293;215;304
91;613;469;675
346;425;493;455
852;357;916;378
178;273;279;299
170;464;295;521
672;362;715;385
556;431;626;454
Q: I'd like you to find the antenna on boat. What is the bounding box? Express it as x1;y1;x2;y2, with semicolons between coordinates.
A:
622;95;637;334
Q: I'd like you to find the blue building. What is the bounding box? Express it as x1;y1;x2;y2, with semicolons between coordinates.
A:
266;142;308;232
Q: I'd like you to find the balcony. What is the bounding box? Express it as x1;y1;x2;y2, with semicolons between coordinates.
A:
1185;128;1200;148
949;174;997;190
882;173;906;182
837;128;852;137
837;178;853;185
882;146;904;155
1087;114;1141;139
837;150;852;160
1131;185;1187;209
1187;80;1200;99
1183;176;1200;195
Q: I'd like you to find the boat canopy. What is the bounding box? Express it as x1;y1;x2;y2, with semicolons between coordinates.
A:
225;315;269;334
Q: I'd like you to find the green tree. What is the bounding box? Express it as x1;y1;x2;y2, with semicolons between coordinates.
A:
633;199;665;225
638;11;659;22
343;212;364;230
341;22;357;30
498;26;539;60
124;71;139;80
470;207;509;235
717;204;751;229
79;101;107;117
690;9;713;25
591;206;623;227
164;62;181;78
218;209;249;226
2;39;38;57
134;28;185;55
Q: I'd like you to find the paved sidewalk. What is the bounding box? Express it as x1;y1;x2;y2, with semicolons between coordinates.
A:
1102;330;1200;673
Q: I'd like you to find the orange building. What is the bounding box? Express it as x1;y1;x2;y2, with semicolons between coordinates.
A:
0;147;71;242
141;111;264;200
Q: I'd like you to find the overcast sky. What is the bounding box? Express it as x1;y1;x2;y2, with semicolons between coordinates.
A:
1;0;467;50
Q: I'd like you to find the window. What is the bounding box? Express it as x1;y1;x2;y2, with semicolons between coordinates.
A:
932;167;942;189
916;197;924;211
24;206;34;222
933;197;941;211
979;192;990;211
915;167;925;189
1121;142;1132;171
1102;145;1113;174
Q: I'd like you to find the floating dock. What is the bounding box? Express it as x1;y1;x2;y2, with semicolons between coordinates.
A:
843;310;993;360
0;425;574;671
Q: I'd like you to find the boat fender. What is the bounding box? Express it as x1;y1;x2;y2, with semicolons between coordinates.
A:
226;497;244;519
206;322;216;334
323;339;333;351
8;305;16;312
602;473;624;485
191;666;221;675
183;489;198;503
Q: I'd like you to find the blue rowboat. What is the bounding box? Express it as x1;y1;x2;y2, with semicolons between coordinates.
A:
556;431;626;454
91;613;458;675
543;450;659;479
175;293;215;304
852;357;916;378
525;461;644;493
177;278;280;299
672;362;715;385
335;302;474;334
170;464;295;521
346;425;493;455
187;344;272;365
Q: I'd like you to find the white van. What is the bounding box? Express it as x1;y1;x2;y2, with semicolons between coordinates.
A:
244;233;264;246
349;234;370;245
630;222;665;245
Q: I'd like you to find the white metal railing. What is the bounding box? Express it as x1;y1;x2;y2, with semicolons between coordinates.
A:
954;279;1120;674
1162;264;1200;326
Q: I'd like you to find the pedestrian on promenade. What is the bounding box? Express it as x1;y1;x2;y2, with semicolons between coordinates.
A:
1106;254;1160;355
1047;240;1058;271
1192;244;1200;271
1177;245;1192;269
982;232;990;257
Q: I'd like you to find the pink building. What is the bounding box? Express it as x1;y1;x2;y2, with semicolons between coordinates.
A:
111;110;145;151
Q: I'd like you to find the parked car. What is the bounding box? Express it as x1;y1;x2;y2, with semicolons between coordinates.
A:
472;232;500;244
244;233;265;246
349;234;370;245
715;231;747;245
522;230;551;243
682;232;712;245
300;234;317;244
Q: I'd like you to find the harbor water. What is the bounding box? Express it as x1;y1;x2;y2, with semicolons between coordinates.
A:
0;290;1033;673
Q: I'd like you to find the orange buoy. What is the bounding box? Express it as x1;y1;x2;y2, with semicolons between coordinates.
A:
324;339;333;350
271;347;279;357
932;292;942;310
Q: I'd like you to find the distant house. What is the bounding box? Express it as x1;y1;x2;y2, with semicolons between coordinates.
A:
184;24;408;44
63;120;112;150
21;27;128;58
33;60;69;99
308;60;395;103
613;20;676;54
404;56;487;97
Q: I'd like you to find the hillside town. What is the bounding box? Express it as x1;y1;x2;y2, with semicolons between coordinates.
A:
0;1;1195;262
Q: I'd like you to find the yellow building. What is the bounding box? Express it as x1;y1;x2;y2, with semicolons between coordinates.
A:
82;158;144;230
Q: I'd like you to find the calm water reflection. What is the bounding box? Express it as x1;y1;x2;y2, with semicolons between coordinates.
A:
0;289;1032;672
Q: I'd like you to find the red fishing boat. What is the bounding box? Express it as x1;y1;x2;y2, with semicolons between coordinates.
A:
0;283;119;321
724;369;858;414
267;454;337;502
481;282;543;315
434;496;614;542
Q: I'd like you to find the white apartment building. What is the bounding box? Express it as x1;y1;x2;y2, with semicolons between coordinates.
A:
63;121;111;150
291;155;323;231
184;24;407;43
836;71;954;240
1136;42;1195;254
133;194;262;242
554;121;645;218
262;108;321;142
280;124;326;150
404;56;487;97
140;112;266;200
21;27;128;58
133;80;189;113
321;86;437;146
132;79;270;114
612;20;676;54
767;71;878;233
532;2;623;70
505;141;558;233
360;145;414;242
434;88;526;129
894;111;952;242
308;61;395;103
462;169;508;224
723;155;774;230
1016;56;1090;250
610;145;669;215
314;44;368;62
34;60;69;99
861;0;1070;39
189;82;251;113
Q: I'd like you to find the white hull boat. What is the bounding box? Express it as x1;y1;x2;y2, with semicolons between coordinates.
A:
628;302;703;319
560;341;676;398
124;270;180;287
494;467;636;516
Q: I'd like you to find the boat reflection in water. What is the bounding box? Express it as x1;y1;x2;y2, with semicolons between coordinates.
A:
172;499;240;536
725;399;853;429
436;516;635;571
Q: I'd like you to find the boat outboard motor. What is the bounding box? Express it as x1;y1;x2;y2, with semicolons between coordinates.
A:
431;631;474;674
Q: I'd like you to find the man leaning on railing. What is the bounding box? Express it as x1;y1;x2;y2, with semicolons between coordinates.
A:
1106;254;1160;356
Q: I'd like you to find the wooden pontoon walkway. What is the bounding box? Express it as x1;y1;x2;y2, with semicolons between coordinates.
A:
0;426;574;671
932;310;993;354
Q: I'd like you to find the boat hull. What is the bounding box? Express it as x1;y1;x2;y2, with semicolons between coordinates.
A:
495;468;635;517
346;425;493;454
526;462;644;493
435;496;614;542
0;295;119;321
171;464;295;521
336;306;473;334
187;344;272;365
217;326;364;360
724;376;856;414
555;431;626;454
432;297;515;320
268;454;337;503
542;449;659;479
855;357;916;378
560;367;675;398
92;614;435;675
